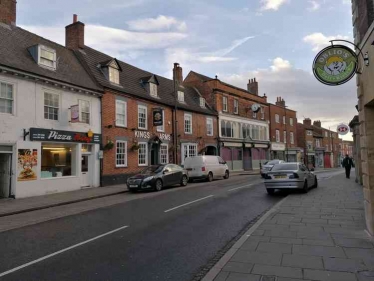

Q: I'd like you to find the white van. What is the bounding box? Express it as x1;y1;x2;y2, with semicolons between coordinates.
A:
184;156;229;182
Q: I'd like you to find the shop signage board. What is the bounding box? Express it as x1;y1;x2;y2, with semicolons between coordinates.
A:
70;104;79;123
29;128;101;144
313;45;358;86
134;130;171;141
153;108;163;126
271;142;286;151
337;123;350;135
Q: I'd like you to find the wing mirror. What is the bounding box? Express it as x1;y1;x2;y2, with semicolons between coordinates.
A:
163;169;169;174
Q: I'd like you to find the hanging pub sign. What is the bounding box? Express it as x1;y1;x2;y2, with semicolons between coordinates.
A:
70;104;79;123
153;108;163;126
29;128;102;144
337;123;350;135
313;45;358;86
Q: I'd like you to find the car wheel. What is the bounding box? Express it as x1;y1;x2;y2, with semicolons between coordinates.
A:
313;176;318;188
223;170;229;179
207;172;213;182
155;179;163;192
302;180;309;193
181;175;188;186
266;188;275;195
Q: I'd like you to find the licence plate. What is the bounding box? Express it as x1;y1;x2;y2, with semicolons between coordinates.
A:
275;175;287;179
129;185;138;188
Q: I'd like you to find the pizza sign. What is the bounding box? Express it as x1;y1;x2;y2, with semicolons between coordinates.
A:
337;124;350;135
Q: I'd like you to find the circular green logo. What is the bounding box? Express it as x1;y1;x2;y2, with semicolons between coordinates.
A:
313;45;358;86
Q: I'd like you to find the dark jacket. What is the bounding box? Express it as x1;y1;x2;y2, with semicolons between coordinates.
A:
342;157;353;168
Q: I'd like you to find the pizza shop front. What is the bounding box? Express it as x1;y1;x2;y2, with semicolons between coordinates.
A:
14;128;102;198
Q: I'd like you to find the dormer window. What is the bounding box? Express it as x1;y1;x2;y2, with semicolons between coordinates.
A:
200;97;205;107
150;83;157;97
109;62;120;84
178;91;184;102
39;46;56;69
99;59;122;85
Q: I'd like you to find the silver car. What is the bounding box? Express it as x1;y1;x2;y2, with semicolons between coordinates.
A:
264;162;318;194
261;159;285;178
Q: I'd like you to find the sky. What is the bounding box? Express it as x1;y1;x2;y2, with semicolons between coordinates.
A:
18;0;356;140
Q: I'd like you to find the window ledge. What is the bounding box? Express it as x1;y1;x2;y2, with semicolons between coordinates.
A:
115;165;128;168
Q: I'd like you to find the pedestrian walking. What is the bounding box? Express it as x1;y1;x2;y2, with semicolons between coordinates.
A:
342;154;353;179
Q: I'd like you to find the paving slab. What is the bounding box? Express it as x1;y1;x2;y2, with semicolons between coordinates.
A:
303;269;357;281
251;264;303;279
323;257;367;272
230;251;282;266
282;254;324;269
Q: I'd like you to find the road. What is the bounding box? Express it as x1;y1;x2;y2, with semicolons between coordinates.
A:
0;171;341;281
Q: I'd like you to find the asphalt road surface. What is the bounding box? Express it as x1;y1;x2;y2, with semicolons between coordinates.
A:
0;172;324;281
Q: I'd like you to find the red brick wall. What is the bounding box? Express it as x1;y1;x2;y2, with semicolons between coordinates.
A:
269;104;297;147
0;0;16;25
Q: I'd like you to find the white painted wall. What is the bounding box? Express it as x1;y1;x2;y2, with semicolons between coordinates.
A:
0;74;101;198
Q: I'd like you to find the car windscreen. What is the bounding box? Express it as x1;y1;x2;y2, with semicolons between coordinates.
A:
267;160;280;165
141;165;164;174
271;164;298;171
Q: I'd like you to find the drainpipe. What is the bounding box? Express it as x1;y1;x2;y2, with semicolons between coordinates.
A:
173;67;178;165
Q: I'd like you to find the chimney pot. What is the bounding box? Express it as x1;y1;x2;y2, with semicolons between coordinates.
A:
173;62;183;84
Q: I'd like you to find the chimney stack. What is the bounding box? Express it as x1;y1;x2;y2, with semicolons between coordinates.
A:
65;14;85;49
247;78;258;96
303;118;312;126
173;63;183;84
275;96;286;107
0;0;17;26
313;120;321;127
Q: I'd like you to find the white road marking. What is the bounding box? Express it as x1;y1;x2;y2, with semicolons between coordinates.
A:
0;225;129;278
164;195;214;213
228;184;254;192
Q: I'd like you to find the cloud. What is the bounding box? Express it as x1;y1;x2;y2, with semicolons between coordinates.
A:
303;32;350;51
260;0;289;11
218;57;357;139
127;15;187;32
308;0;320;11
342;0;351;4
21;24;187;59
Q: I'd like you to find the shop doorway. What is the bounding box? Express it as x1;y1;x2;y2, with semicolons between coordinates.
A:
0;153;12;198
205;146;217;155
243;148;252;171
151;143;160;165
81;155;89;187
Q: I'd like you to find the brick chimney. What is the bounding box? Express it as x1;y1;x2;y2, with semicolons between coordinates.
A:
275;97;286;107
247;78;258;95
173;63;183;84
303;118;312;126
65;14;85;49
0;0;17;26
313;120;321;127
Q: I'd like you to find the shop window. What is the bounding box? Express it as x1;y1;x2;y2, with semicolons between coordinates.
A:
138;105;147;130
160;144;168;164
41;144;76;178
0;82;13;114
221;120;233;138
81;144;92;153
184;113;192;134
79;100;90;124
253;125;259;140
138;142;148;166
116;141;127;167
206;117;213;136
44;92;59;120
115;99;127;127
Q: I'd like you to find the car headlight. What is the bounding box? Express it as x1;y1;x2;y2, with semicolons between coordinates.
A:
143;176;154;182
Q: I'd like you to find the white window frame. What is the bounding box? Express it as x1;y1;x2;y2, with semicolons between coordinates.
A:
138;105;148;130
283;131;287;143
0;81;14;115
275;114;280;123
178;91;185;103
290;118;294;126
182;143;197;164
206;117;213;136
276;130;280;142
223;96;228;112
290;132;294;144
184;113;192;134
150;82;157;97
115;99;127;127
109;66;120;84
138;142;148;166
200;97;205;107
160;144;168;164
38;45;57;70
261;107;265;119
44;92;59;121
115;141;127;167
157;110;165;132
283;116;286;124
234;99;239;114
79;100;90;124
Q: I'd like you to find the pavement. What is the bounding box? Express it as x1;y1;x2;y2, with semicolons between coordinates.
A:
202;169;374;281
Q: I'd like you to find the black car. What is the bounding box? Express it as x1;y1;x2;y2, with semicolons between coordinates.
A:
126;164;189;192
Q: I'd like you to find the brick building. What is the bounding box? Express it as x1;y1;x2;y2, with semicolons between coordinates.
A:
341;140;354;158
184;74;270;171
64;16;217;186
268;97;300;162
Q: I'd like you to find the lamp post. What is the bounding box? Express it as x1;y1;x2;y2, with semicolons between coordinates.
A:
284;105;288;162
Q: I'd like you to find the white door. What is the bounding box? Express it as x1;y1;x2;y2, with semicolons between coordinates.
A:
0;154;12;198
81;155;90;187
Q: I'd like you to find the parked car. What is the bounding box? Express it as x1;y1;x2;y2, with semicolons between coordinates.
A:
184;155;229;182
264;162;317;194
127;164;189;192
261;159;285;178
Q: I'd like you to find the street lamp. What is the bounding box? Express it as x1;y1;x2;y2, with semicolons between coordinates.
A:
284;105;288;162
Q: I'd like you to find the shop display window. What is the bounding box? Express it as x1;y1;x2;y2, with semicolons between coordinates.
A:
41;143;77;178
